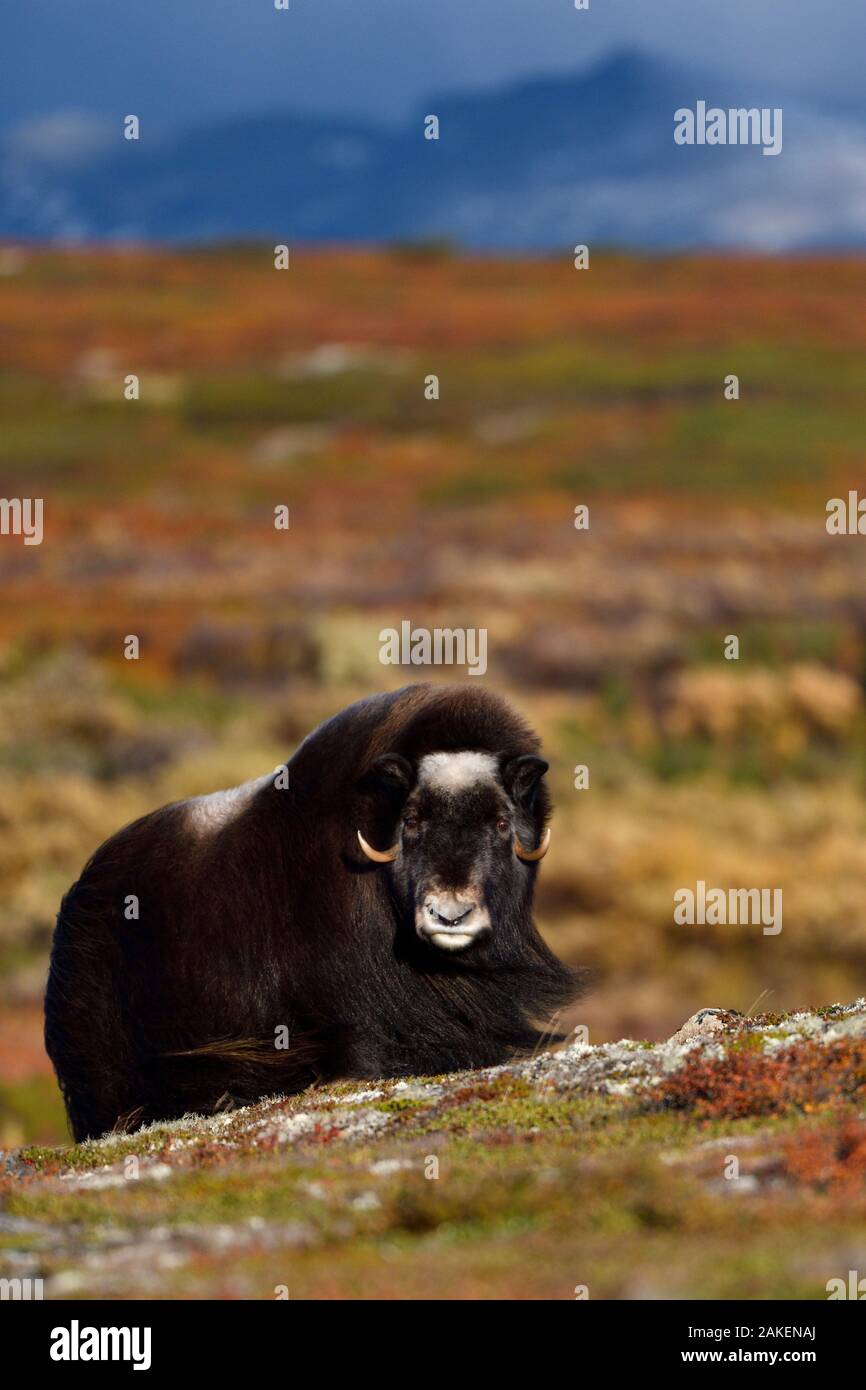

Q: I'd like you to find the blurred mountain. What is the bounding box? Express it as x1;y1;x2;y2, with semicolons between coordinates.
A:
3;47;866;250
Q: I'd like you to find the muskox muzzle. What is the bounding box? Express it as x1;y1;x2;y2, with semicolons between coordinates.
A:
416;889;491;951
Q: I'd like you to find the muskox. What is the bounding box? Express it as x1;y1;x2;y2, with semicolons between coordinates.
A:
45;684;580;1140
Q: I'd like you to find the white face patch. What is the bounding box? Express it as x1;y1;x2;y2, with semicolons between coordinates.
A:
185;773;272;837
417;750;499;794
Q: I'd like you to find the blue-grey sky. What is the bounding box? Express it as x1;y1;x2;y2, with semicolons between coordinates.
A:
2;0;863;133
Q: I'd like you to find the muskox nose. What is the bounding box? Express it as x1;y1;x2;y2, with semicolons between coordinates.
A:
417;892;491;952
430;899;474;927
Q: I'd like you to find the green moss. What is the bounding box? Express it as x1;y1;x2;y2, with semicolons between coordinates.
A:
374;1097;429;1115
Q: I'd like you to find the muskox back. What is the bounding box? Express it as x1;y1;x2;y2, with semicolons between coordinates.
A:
45;685;580;1140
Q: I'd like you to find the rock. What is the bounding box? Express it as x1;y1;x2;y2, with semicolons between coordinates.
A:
667;1008;742;1046
822;1013;866;1042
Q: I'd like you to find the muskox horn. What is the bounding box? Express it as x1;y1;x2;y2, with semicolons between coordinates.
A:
513;827;551;862
357;830;399;864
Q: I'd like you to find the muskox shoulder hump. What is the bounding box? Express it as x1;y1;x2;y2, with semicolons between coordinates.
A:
184;772;274;838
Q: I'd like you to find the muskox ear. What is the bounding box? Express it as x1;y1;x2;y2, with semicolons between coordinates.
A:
501;754;549;810
367;753;415;798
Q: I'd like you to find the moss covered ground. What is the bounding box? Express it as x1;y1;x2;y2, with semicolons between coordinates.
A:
3;1001;865;1299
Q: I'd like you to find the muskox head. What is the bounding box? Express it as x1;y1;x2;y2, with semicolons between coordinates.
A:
357;750;550;954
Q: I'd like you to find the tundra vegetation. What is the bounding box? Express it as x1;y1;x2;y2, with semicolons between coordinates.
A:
3;1002;866;1298
1;248;866;1293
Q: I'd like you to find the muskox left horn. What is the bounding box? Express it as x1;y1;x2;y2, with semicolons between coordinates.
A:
357;830;399;864
513;827;551;862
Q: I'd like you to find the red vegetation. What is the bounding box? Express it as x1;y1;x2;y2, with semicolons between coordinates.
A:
779;1118;866;1196
650;1038;866;1120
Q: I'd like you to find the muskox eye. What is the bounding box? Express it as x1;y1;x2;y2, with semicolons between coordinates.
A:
496;817;510;834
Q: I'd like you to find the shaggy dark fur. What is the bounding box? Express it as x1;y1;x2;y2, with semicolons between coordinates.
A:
45;684;581;1140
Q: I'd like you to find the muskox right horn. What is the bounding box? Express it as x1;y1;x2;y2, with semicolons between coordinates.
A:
513;827;551;862
357;830;399;864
